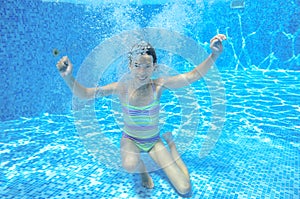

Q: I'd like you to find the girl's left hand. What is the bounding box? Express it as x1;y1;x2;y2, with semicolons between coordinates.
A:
210;34;227;55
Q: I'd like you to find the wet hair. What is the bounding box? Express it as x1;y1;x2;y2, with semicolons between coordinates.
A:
128;41;157;64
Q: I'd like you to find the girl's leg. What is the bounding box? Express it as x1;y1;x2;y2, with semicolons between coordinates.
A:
121;137;154;189
149;140;191;195
163;132;190;180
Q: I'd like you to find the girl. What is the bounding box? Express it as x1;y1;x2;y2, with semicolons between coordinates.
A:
56;34;226;196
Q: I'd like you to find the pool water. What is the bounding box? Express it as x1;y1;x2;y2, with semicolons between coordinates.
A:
1;70;299;198
1;0;300;198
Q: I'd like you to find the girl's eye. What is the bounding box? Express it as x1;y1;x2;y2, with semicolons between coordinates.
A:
134;63;152;68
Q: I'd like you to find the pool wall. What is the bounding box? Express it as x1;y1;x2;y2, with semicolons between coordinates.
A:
1;0;299;121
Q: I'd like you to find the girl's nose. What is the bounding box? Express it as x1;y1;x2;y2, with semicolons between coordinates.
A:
138;67;147;73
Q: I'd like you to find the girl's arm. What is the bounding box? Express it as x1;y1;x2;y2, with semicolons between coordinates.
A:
161;34;226;89
56;56;118;99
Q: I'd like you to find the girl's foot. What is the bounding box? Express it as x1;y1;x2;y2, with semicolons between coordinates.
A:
140;172;154;189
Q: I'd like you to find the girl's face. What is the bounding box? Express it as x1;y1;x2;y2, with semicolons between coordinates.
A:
129;54;156;85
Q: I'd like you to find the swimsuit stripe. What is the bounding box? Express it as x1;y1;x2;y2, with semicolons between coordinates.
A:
123;128;159;139
122;106;160;116
124;124;158;131
122;100;159;110
123;133;160;144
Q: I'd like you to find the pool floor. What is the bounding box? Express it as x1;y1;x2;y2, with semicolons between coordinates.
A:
1;70;300;198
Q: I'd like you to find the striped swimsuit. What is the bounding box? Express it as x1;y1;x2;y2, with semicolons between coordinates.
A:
122;85;160;152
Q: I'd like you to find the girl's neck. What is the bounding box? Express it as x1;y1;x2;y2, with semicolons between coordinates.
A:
131;79;152;91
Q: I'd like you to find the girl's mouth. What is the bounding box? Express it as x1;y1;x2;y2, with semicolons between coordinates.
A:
138;76;148;81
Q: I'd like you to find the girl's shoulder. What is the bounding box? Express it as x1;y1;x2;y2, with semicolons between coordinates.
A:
153;78;164;86
153;78;167;90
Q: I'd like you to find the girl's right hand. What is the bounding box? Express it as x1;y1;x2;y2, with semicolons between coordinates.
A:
56;56;73;77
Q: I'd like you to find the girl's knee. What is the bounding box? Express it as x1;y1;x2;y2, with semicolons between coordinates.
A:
176;180;191;196
122;157;139;173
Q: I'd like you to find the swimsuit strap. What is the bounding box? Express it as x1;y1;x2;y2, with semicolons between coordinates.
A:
151;81;157;101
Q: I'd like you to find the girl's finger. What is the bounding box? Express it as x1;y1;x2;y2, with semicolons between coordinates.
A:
213;34;226;42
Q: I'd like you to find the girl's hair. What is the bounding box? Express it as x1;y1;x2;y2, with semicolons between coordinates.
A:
128;41;157;64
